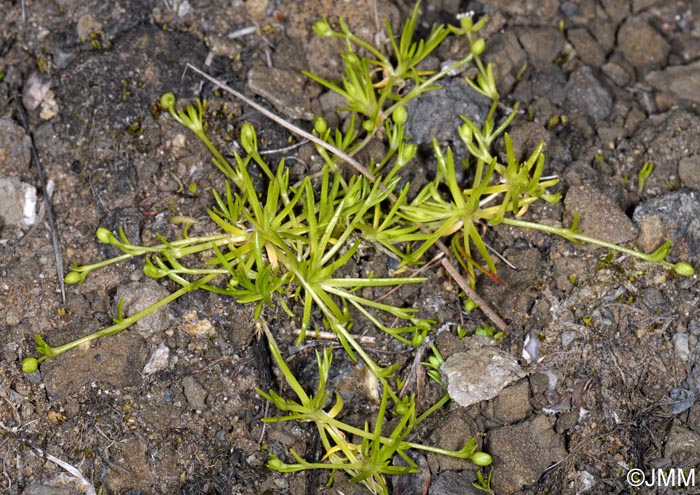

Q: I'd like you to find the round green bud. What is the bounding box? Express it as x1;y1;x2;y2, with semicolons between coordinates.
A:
159;92;176;111
345;52;361;66
314;116;328;135
313;20;333;37
459;16;473;33
673;262;695;277
471;452;492;466
471;38;486;56
458;122;473;144
392;105;408;125
463;298;478;312
64;271;84;284
240;123;257;154
398;143;417;165
362;119;376;133
96;227;117;245
22;357;38;373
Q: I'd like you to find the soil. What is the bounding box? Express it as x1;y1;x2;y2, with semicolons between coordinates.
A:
1;1;700;494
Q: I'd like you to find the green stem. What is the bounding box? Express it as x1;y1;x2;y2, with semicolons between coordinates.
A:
307;409;474;459
38;273;218;361
416;393;450;424
501;217;674;267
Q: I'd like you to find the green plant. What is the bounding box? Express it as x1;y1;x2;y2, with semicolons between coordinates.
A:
456;324;468;339
21;4;695;494
474;324;504;341
473;467;495;494
421;344;445;385
638;161;654;192
257;321;489;493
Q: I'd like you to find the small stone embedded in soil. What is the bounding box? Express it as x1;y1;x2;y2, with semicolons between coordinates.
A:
22;72;52;112
143;343;170;374
0;177;38;228
246;66;315;120
516;26;565;66
406;78;491;143
564;65;613;122
489;415;567;494
428;470;483;495
441;348;526;408
114;279;172;338
566;27;606;67
673;333;690;362
42;331;147;398
664;420;700;463
429;411;479;471
633;190;700;263
182;310;216;339
486;377;532;424
645;60;700;105
564;185;637;244
678;154;700;189
617;17;670;75
182;375;208;411
0;118;32;174
20;484;74;495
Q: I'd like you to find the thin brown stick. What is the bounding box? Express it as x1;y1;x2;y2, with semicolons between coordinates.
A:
13;90;66;303
186;65;508;331
186;64;378;184
440;257;507;331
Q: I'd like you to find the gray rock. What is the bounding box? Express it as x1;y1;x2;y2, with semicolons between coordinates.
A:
602;60;634;87
528;65;568;106
517;27;565;66
617;17;670;75
600;0;631;23
564;185;638;244
678;155;700;189
247;66;315;120
182;375;208;411
0;176;38;228
441;348;525;408
589;18;617;54
670;33;700;64
635;111;700;195
405;78;491;152
565;65;613;122
490;415;567;494
429;411;479;471
633;190;700;264
21;484;77;495
428;470;482;495
567;27;606;67
0;117;32;174
645;60;700;105
486;378;532;424
673;333;690;362
142;343;170;375
664;420;700;463
484;31;527;95
113;279;172;338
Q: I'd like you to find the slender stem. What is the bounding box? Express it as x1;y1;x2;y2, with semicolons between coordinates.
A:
501;217;673;266
416;393;450;424
441;258;507;331
39;273;218;360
